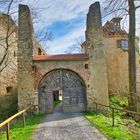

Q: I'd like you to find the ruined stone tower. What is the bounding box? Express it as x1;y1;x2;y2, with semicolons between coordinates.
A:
83;2;109;106
17;5;36;110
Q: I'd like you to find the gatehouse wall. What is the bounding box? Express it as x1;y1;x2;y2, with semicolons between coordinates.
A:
17;2;109;112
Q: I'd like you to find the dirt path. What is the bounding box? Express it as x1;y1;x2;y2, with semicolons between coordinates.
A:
33;103;107;140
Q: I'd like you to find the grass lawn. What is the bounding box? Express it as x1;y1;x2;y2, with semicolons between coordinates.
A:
0;114;45;140
53;100;62;108
85;112;140;140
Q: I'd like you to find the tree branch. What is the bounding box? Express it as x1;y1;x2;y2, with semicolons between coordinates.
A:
0;0;14;69
135;5;140;9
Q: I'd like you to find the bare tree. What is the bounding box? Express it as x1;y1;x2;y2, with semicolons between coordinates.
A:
104;0;140;112
0;0;18;73
65;39;84;54
35;28;53;51
0;0;52;73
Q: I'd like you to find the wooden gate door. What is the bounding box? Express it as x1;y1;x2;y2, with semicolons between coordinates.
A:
38;69;87;113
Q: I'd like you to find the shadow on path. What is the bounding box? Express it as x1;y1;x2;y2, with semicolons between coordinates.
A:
33;103;107;140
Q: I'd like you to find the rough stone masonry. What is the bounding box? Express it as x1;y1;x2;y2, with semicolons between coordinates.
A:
18;4;36;110
17;2;109;113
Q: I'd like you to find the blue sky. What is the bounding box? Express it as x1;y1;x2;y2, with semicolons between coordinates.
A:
33;0;97;54
45;13;86;54
48;15;85;39
0;0;140;54
32;0;140;54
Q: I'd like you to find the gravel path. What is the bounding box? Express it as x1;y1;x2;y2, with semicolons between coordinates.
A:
33;103;107;140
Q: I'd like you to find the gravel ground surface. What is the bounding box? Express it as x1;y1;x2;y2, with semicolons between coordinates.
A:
33;103;107;140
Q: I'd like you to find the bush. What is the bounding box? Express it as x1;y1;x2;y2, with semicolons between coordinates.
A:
0;88;18;121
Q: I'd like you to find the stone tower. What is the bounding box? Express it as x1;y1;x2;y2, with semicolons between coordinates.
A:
83;2;109;107
17;5;36;110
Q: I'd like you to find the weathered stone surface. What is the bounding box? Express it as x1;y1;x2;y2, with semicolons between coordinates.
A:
103;37;129;94
86;2;102;50
0;14;18;113
85;2;109;107
0;14;18;96
0;8;46;114
17;4;36;110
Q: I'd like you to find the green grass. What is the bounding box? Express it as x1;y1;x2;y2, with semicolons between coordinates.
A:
85;112;138;140
109;94;128;109
53;100;62;108
109;94;129;117
0;114;45;140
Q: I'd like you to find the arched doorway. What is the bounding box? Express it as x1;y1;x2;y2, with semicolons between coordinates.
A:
38;69;87;113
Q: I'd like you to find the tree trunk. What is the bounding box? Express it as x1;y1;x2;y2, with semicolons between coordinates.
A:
128;0;137;111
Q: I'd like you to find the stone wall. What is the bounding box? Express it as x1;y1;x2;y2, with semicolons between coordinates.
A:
34;60;89;89
34;60;89;113
32;35;46;56
0;13;43;96
83;2;109;107
0;14;18;116
0;13;18;96
33;58;108;111
103;36;129;94
17;4;36;110
103;36;140;95
0;9;45;114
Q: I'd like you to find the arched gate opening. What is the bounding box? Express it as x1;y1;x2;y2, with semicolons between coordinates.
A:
38;69;87;113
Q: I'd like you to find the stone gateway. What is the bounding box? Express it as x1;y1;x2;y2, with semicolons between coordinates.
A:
17;2;109;113
38;69;87;113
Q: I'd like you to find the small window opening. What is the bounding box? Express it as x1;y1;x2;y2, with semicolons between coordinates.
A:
38;48;42;55
6;86;13;93
117;39;128;48
85;64;88;69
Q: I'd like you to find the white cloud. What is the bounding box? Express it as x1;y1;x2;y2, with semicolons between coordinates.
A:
33;0;96;54
34;0;96;27
1;0;139;53
36;0;139;54
46;25;85;54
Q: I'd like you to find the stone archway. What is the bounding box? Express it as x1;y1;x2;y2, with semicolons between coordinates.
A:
38;69;87;113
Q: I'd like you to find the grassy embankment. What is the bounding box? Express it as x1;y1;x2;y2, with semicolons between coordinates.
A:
85;94;140;140
0;114;45;140
0;99;62;139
